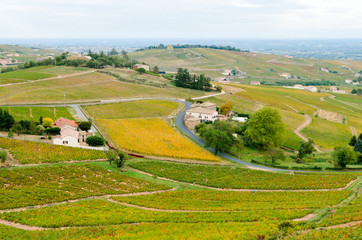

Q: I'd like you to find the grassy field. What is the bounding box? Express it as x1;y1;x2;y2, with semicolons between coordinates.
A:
97;118;220;162
302;117;352;149
84;100;180;119
0;137;107;164
0;70;55;81
127;160;360;190
0;164;170;210
0;72;210;104
0;106;74;121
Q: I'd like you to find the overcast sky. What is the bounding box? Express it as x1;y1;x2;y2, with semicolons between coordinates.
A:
1;0;362;39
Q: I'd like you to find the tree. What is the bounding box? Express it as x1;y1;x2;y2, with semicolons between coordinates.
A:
215;85;223;92
349;136;357;146
39;116;43;125
86;136;105;146
267;148;286;165
109;48;118;56
0;109;15;130
135;67;146;74
0;150;7;163
153;66;159;73
220;101;234;115
244;108;285;150
42;118;53;128
78;121;92;132
332;146;356;168
45;127;61;135
354;139;362;153
121;50;129;61
107;149;126;167
199;121;235;154
297;139;316;160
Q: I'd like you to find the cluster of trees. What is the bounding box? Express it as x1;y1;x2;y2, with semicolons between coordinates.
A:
275;80;336;87
85;136;105;146
136;44;249;52
107;149;128;168
175;68;212;91
0;49;137;73
351;88;362;95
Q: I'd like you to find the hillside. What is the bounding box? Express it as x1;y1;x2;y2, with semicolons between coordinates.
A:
130;48;362;86
0;45;60;65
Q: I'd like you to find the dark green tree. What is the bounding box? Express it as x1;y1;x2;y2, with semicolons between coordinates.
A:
78;121;92;132
86;136;105;146
297;139;316;160
0;109;15;130
121;50;129;61
109;48;118;56
354;139;362;153
153;66;159;73
135;68;146;74
349;136;357;146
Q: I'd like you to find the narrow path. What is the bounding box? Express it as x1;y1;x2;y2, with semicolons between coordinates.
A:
294;213;317;222
293;114;322;153
191;91;225;100
350;126;358;137
128;167;360;192
317;221;362;230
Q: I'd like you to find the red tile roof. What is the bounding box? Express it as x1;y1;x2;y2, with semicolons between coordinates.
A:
54;118;78;128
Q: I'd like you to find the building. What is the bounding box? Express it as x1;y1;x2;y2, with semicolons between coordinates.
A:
304;86;318;92
345;79;353;84
53;118;94;147
329;86;338;92
132;64;150;71
222;69;232;76
280;73;292;79
184;102;218;130
320;68;330;73
250;81;260;85
352;82;360;86
293;84;304;89
232;116;248;123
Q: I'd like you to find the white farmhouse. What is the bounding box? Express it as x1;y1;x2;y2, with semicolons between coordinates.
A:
345;79;353;84
184;102;218;130
53;128;80;147
304;86;318;92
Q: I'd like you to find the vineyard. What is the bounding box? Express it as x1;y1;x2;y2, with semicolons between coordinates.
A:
97;118;220;162
0;222;282;240
127;160;360;190
84;99;180;119
0;106;74;121
112;190;351;211
0;137;107;164
0;199;312;227
0;164;170;210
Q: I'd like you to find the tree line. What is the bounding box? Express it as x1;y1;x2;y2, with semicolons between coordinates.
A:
136;44;249;52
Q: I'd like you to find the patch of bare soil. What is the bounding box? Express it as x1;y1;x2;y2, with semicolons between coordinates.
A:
316;109;344;123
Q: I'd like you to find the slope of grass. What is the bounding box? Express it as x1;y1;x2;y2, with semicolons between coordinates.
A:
1;106;74;121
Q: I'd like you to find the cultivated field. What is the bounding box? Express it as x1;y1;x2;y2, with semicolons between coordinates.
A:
97;118;220;162
0;106;74;121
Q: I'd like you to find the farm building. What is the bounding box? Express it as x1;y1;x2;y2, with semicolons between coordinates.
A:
132;64;150;71
329;86;338;92
345;79;353;84
53;118;94;147
293;84;304;89
280;73;292;79
304;86;318;92
184;102;218;129
320;68;330;73
250;81;260;85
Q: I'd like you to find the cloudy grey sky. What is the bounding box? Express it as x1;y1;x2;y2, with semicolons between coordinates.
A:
1;0;362;38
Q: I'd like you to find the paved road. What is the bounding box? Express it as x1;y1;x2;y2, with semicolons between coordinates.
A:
175;101;291;172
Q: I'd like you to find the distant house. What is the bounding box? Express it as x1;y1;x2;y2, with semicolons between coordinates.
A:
250;81;260;85
329;86;338;92
354;73;360;77
320;68;330;73
132;64;150;71
352;82;360;86
184;102;218;130
280;73;292;79
293;84;304;89
304;86;318;92
222;69;232;76
345;79;353;84
214;77;230;83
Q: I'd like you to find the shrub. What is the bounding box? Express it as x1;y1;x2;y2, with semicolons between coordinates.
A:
354;139;362;153
0;150;7;163
35;125;45;134
7;131;13;138
42;118;53;128
135;68;146;74
349;136;357;146
45;127;61;135
78;122;92;132
86;136;105;146
332;146;356;168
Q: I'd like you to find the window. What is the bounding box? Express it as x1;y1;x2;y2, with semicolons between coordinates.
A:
63;141;68;144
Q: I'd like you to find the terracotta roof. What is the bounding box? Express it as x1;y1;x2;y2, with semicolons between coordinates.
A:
54;118;78;128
